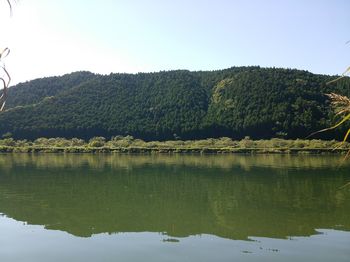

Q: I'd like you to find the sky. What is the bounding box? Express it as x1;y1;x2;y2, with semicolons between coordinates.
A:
0;0;349;85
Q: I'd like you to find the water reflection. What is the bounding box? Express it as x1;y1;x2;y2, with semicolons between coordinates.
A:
0;154;349;240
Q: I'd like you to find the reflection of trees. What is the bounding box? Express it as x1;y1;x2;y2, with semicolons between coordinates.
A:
0;154;349;240
0;154;348;170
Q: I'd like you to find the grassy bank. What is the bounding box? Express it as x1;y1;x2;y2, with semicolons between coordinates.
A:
0;136;349;154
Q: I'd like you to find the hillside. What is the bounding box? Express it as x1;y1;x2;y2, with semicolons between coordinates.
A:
5;71;97;109
0;66;349;140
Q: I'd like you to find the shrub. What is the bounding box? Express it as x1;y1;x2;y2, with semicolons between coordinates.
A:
88;137;106;147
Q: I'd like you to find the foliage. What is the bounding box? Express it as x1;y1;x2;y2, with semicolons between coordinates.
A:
0;48;10;111
0;67;349;140
88;137;106;147
306;65;350;151
5;71;96;108
0;0;14;111
0;136;349;154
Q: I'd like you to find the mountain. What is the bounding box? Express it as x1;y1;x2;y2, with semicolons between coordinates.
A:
5;71;97;109
0;66;349;140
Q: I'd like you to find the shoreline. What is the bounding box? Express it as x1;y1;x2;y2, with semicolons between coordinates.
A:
0;137;349;154
0;146;348;154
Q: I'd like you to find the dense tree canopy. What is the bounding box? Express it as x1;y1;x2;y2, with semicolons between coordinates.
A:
0;67;349;140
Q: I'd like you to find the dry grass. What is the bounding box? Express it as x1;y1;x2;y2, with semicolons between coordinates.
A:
0;0;15;111
0;49;11;112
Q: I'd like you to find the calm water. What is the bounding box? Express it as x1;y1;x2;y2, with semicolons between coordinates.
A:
0;154;349;262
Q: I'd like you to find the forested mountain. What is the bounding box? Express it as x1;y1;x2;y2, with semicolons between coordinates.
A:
0;67;349;140
5;71;97;109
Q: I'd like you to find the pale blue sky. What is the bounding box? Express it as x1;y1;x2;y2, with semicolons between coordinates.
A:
0;0;349;84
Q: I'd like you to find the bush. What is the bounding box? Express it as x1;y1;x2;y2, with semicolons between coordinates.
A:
0;138;16;146
88;137;106;147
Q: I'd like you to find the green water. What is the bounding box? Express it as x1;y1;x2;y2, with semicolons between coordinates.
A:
0;154;349;261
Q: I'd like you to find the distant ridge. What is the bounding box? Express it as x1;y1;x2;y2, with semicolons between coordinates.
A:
1;66;349;140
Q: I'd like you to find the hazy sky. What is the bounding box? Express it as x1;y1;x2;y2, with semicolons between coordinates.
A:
0;0;349;85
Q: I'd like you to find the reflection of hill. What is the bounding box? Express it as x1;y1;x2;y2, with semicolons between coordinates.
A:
0;154;349;240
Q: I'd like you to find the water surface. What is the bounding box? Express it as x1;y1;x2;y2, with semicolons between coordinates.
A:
0;154;349;261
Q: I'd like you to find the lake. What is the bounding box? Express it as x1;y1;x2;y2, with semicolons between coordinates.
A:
0;154;349;262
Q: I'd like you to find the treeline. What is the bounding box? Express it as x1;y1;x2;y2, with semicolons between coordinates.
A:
5;71;97;109
0;136;349;153
0;67;349;140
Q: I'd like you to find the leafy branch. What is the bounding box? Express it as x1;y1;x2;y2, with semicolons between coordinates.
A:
326;67;350;85
0;49;11;112
0;0;15;111
307;39;350;142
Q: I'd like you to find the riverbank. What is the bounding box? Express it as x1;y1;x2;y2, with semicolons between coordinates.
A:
0;146;349;154
0;137;349;154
